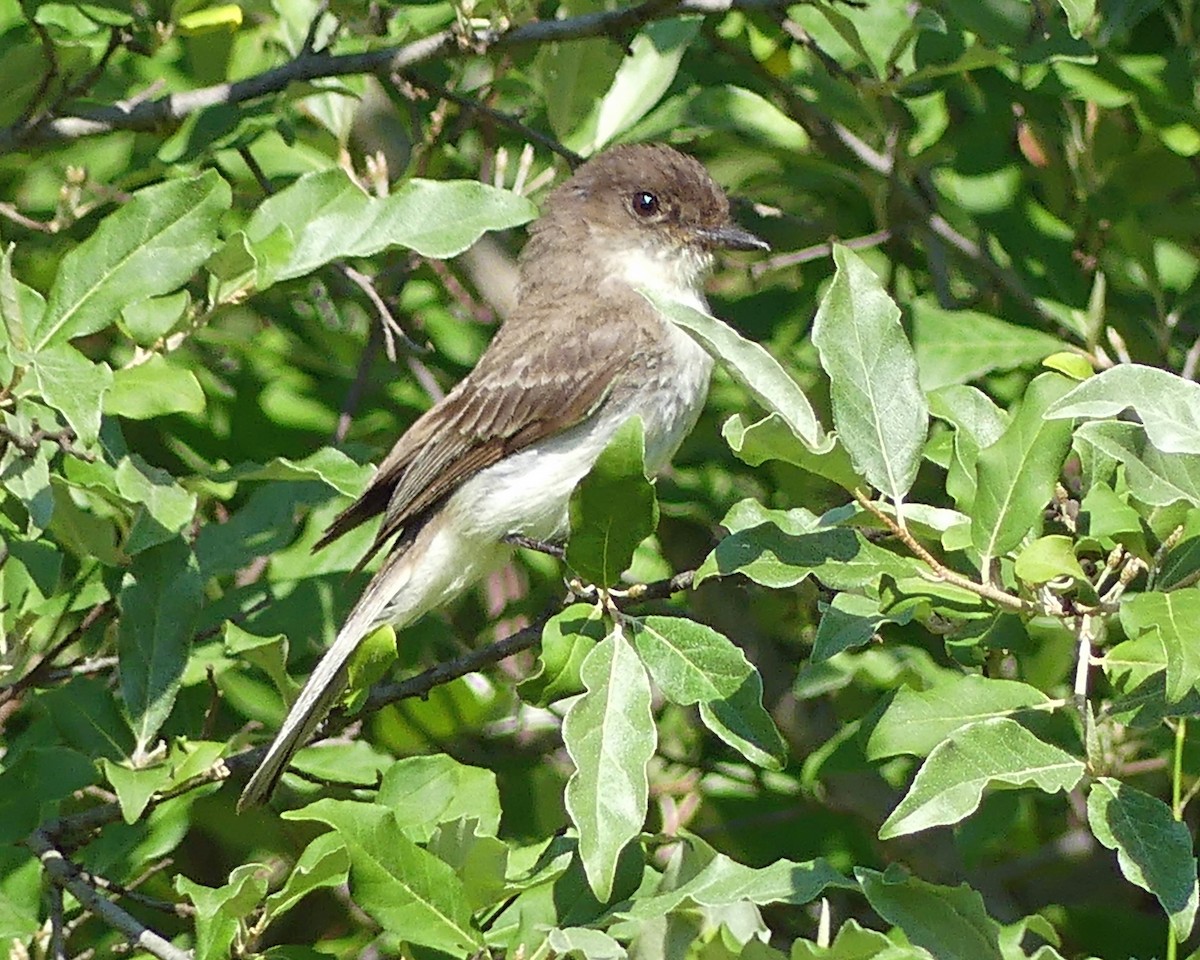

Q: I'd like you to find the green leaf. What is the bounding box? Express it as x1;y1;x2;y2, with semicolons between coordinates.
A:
118;538;204;752
928;384;1009;514
641;290;832;452
34;171;231;349
377;755;502;842
811;245;928;506
104;356;206;419
243;169;537;283
1045;363;1200;455
867;675;1052;759
548;927;627;959
912;299;1066;390
19;344;113;445
519;602;605;706
214;447;372;497
1042;351;1093;380
567;417;658;589
101;759;172;824
1074;420;1200;507
262;831;350;923
116;454;199;554
631;615;786;769
971;372;1075;562
857;866;1004;960
622;844;851;918
579;17;701;152
119;290;191;346
812;592;914;662
1087;778;1198;941
176;863;270;960
722;412;862;491
0;242;31;358
1119;588;1200;703
223;622;296;702
1057;0;1095;36
428;818;509;912
0;748;96;844
563;628;655;901
1013;535;1087;585
880;718;1084;838
284;798;483;953
696;519;919;591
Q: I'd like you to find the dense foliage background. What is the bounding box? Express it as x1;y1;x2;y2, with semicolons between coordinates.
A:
3;0;1200;957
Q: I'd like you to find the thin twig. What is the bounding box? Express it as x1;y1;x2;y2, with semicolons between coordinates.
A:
852;490;1035;614
0;420;97;462
398;72;582;165
0;0;795;154
752;229;891;277
28;831;193;960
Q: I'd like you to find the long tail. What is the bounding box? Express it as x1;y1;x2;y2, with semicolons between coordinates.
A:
237;550;412;810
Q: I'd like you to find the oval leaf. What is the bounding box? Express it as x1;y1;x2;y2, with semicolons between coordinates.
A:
811;245;928;506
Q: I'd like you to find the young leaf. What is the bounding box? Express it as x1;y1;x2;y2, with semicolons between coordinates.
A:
880;717;1084;838
519;602;606;706
856;866;1004;960
262;831;350;924
971;372;1075;563
631;616;786;769
243;169;538;284
1119;588;1200;703
640;290;832;452
812;592;915;663
1013;535;1087;585
811;245;928;507
283;798;483;953
176;864;270;960
1087;778;1199;941
34;171;231;349
567;416;658;589
1045;363;1200;455
563;628;655;901
118;538;203;753
104;356;206;419
621;848;850;918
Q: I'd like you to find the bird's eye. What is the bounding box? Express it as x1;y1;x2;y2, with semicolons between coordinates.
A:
631;191;660;217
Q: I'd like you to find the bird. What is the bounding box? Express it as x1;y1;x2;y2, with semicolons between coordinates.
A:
238;143;768;809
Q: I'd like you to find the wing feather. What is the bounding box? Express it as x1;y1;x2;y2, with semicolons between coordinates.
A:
316;311;641;561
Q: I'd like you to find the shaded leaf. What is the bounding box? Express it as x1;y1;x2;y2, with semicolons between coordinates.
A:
1087;778;1198;941
567;417;658;589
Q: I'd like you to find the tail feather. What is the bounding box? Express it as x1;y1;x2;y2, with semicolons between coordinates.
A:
237;553;410;810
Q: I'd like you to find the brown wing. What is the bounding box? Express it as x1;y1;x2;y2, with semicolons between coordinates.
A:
316;307;641;563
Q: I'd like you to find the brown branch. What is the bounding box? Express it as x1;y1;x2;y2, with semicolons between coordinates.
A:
28;831;193;960
398;72;582;166
0;420;97;462
852;490;1036;614
0;602;113;707
37;568;698;843
0;0;795;155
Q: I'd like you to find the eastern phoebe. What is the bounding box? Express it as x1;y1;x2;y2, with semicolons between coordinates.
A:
239;144;767;808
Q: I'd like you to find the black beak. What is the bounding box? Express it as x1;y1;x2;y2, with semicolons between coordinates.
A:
699;223;771;252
